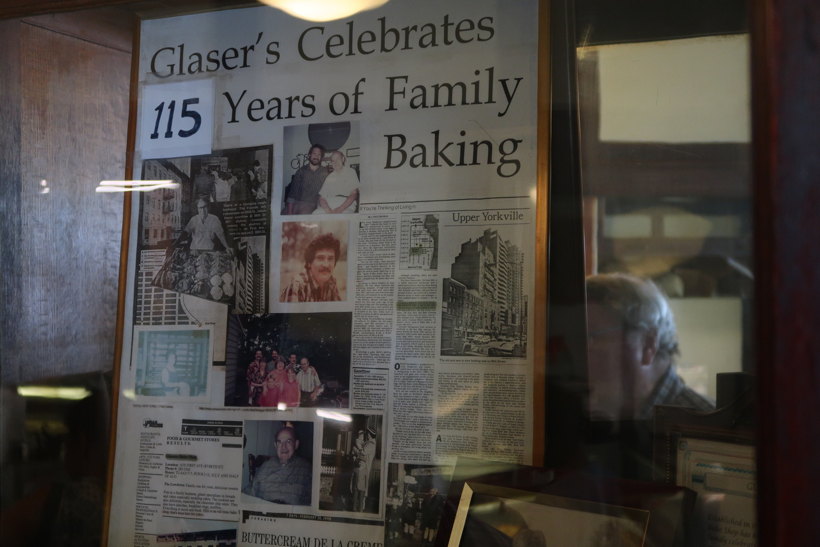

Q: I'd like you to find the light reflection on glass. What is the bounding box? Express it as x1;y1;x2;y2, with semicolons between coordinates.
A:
96;180;178;193
259;0;389;22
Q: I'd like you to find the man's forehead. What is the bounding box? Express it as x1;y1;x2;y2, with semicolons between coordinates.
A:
277;428;295;440
587;302;622;323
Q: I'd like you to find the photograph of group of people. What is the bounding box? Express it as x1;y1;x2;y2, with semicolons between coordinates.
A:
223;313;352;409
384;464;452;547
244;348;326;408
281;122;360;215
318;415;383;515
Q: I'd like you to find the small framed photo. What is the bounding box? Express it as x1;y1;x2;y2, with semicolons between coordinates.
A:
450;482;649;547
438;458;693;547
653;390;756;547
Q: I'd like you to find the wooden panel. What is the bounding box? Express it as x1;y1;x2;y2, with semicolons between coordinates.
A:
576;0;748;45
0;0;132;19
752;0;820;544
22;7;136;51
9;22;131;383
0;20;23;386
0;0;254;20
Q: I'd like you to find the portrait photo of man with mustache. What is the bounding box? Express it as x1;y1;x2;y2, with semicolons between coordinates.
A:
281;232;343;302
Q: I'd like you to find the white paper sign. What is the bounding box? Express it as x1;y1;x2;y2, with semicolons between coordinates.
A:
139;79;214;159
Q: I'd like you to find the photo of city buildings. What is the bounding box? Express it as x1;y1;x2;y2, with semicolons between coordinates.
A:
441;228;528;358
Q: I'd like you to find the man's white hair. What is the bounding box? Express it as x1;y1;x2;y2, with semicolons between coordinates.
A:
586;273;679;362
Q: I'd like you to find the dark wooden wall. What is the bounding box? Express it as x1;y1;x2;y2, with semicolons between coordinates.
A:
0;21;24;385
0;10;133;384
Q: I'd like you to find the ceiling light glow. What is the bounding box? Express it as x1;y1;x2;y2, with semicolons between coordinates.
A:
259;0;389;22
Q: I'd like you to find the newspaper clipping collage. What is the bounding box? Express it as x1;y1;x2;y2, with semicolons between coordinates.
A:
109;1;541;545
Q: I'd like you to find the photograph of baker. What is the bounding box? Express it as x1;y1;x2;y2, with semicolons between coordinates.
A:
223;312;352;408
280;220;348;303
318;414;383;515
141;145;272;308
242;420;314;507
282;121;360;215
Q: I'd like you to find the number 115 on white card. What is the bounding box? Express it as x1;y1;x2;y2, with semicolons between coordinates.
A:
139;79;214;159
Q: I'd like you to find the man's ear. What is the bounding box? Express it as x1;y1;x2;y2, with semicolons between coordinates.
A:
641;329;659;366
294;439;300;451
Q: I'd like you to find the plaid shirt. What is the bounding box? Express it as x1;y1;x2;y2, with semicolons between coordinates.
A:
638;366;714;420
248;456;311;505
280;269;340;302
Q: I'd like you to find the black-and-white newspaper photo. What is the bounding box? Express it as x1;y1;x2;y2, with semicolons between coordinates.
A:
440;221;529;360
318;414;383;515
384;463;453;547
139;146;272;313
399;214;440;271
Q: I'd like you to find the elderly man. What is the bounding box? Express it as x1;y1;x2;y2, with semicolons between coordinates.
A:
586;273;713;421
245;425;311;505
318;150;359;214
296;357;322;407
280;233;342;302
181;199;232;254
285;144;329;215
585;273;714;480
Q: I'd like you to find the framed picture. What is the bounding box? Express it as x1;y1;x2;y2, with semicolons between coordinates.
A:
653;387;756;547
450;482;649;546
105;0;548;543
438;458;694;547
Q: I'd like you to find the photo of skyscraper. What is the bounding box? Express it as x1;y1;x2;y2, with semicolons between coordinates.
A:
441;228;527;358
